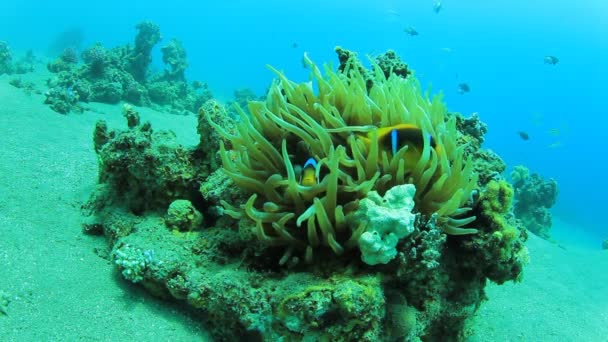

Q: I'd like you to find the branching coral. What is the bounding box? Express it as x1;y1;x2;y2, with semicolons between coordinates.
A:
209;50;479;263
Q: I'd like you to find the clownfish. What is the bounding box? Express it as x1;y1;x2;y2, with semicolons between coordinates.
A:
299;157;319;186
359;124;441;158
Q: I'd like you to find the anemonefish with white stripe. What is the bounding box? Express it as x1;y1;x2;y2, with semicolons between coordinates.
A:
358;123;442;160
299;157;319;186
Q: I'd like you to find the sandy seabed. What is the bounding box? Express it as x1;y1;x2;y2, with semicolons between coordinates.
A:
0;71;606;341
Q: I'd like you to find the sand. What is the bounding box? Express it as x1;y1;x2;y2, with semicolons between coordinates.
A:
0;70;606;341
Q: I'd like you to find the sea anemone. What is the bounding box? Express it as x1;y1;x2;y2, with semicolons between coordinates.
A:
207;50;478;263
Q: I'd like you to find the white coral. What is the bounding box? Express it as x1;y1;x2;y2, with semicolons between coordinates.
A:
355;184;417;265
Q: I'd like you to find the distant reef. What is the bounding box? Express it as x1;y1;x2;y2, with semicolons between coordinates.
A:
510;165;559;240
44;21;212;115
84;48;536;341
0;41;36;75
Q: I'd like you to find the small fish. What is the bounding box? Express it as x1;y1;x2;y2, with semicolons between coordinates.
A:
440;47;453;54
457;83;470;94
300;157;318;186
548;142;562;148
517;131;530;140
404;26;419;36
291;42;299;48
530;112;543;126
433;1;442;13
544;55;559;65
387;9;401;17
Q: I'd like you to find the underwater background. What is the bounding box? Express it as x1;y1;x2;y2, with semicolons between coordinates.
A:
1;0;607;340
3;0;606;242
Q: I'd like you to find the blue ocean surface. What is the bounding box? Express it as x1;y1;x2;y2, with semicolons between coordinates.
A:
1;0;607;339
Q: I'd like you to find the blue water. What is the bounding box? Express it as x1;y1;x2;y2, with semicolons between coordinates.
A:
2;0;606;242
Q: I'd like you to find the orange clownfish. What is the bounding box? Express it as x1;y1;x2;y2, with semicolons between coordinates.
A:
299;157;319;186
359;124;441;158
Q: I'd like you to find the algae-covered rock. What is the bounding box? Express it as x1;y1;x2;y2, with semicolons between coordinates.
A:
510;165;558;239
166;199;203;231
92;107;204;213
197;99;237;170
161;38;188;82
128;21;162;82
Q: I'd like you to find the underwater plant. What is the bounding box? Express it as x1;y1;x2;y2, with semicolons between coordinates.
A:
208;49;479;263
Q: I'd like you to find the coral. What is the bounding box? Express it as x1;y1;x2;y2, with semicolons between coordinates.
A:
455;112;487;146
375;49;410;79
464;179;529;284
47;47;79;73
90;81;123;103
471;149;506;185
335;47;410;91
113;243;157;283
0;43;34;75
9;77;37;95
81;43;109;77
161;38;188;82
0;41;13;75
275;275;384;340
84;49;530;341
480;179;513;215
165;199;203;231
128;21;162;82
352;184;417;265
393;215;448;305
384;291;418;340
510;165;529;189
11;50;35;74
198;169;248;227
44;79;82;114
197;99;237;170
61;46;79;64
44;22;212;114
233;88;258;108
93;106;204;213
147;80;183;105
510;165;558;239
225;88;260;117
210;49;478;263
